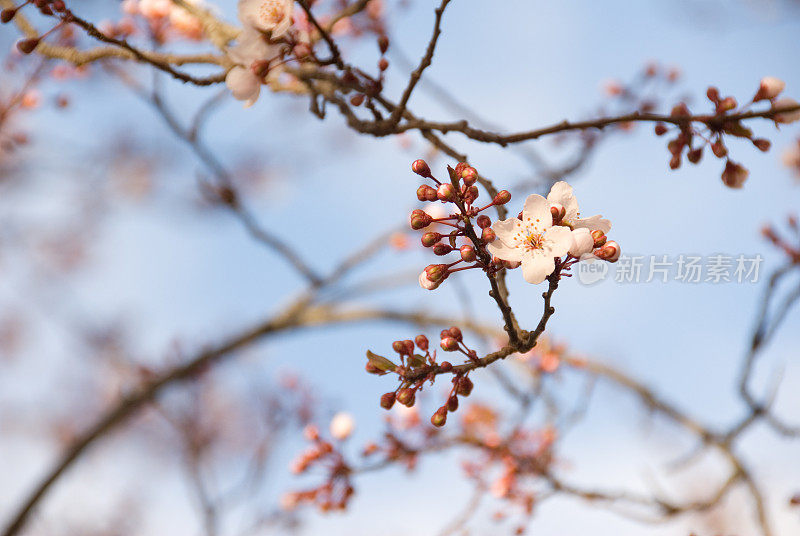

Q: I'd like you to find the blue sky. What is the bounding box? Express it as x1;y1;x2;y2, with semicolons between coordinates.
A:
1;0;800;534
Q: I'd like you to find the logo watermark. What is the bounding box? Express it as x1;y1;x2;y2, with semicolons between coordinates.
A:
576;254;763;285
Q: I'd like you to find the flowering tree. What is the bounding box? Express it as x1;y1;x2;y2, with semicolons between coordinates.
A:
1;1;799;535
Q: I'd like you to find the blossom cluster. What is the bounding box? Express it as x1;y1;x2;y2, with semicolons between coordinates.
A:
411;160;620;289
655;76;800;188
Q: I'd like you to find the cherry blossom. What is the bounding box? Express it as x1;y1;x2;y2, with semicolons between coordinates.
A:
225;27;277;106
546;181;611;234
330;412;355;440
487;194;573;284
238;0;293;38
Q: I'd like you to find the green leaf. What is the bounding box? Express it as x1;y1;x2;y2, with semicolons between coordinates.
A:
366;350;397;372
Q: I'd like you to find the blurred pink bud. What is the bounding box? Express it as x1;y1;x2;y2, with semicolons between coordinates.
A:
754;77;785;101
330;412;355;440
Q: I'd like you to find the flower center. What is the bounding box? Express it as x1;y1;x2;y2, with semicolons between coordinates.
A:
524;231;545;251
260;2;286;25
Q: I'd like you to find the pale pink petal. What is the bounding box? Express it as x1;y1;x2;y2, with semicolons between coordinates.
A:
573;214;611;234
521;194;552;231
546;181;579;221
521;253;555;284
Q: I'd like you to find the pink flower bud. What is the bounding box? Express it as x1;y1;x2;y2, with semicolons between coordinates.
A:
380;392;396;409
425;264;448;282
476;215;491;229
654;123;668;136
591;230;607;247
439;361;452;372
456;376;474;396
717;96;737;113
437;183;456;201
433;243;453;256
412;159;432;178
706;86;720;103
440;337;459;351
397;388;416;407
421;232;441;247
711;140;728;158
595;241;621;262
721;160;749;189
447;395;459;412
754;77;785;101
753;138;771;152
482;227;496;243
493;190;511;205
419;270;442;290
415;335;429;351
461;166;478;186
403;340;415;355
448;326;463;341
430;407;447;427
460;245;476;262
410;209;433;230
569;228;594;257
416;184;436;202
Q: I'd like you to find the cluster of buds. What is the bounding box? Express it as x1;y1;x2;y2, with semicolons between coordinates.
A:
366;327;481;428
410;160;512;290
283;423;354;512
761;215;800;264
2;0;72;55
654;76;800;189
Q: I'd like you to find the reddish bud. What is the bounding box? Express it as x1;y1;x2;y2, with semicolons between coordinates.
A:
718;96;737;113
1;8;16;23
448;326;463;341
17;38;40;54
415;335;429;351
476;215;491;228
440;337;459;351
380;392;396;410
377;35;389;54
456;376;474;396
753;138;771;152
447;396;459;412
433;243;453;256
421;232;441;247
410;209;432;230
591;230;606;248
493;190;511;205
431;407;447;427
412;159;432;178
350;94;365;106
437;183;456;201
460;245;476;262
754;77;785;101
365;362;382;374
424;264;448;283
397;388;416;407
392;340;408;354
654;123;668;136
416;184;436;202
706;86;720;103
595;241;621;262
461;166;478;186
669;154;681;170
550;204;566;223
482;227;496;243
439;361;452;372
687;147;703;164
711;140;728;158
403;340;415;355
721;160;749;189
378;58;389;71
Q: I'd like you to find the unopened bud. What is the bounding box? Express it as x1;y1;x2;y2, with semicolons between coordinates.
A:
439;361;452;372
17;38;40;54
493;190;511;205
654;123;668;136
433;243;453;256
595;241;621;262
460;245;476;262
718;96;737;113
437;183;456;201
773;98;800;124
448;326;462;341
417;184;436;202
461;166;478;186
410;209;433;230
392;340;408;354
419;269;442;290
440;337;459;351
711;140;728;158
721;160;749;189
415;335;429;351
456;376;474;396
706;86;720;103
1;8;16;23
447;396;459;412
591;230;607;248
476;215;491;229
550;203;566;223
380;392;396;410
378;58;389;71
403;340;415;355
431;407;447;427
397;388;416;407
377;35;389;54
412;159;432;178
753;138;771;152
754;76;785;101
421;232;441;247
365;362;381;374
481;227;496;243
687;147;703;164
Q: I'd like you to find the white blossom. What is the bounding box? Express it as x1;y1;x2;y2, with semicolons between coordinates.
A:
329;412;356;440
238;0;294;37
546;181;611;233
487;193;573;284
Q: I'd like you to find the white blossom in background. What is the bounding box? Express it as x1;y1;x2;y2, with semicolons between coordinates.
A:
330;412;356;440
238;0;294;37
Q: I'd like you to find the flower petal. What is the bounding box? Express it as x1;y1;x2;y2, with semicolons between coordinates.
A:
573;214;611;234
543;225;573;258
521;253;555;284
521;194;552;231
490;217;524;247
487;240;524;262
569;228;594;257
547;181;579;220
226;66;261;106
